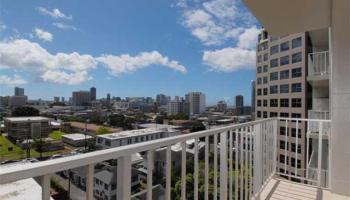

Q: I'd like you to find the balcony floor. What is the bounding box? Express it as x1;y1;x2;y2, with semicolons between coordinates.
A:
260;178;331;200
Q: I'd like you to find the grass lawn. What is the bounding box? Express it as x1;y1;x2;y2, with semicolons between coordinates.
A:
49;130;65;140
0;135;71;162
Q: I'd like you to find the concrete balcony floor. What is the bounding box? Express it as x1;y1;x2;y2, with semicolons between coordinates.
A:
260;178;332;200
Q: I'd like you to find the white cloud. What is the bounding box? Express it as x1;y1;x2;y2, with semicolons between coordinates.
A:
53;22;77;31
0;39;97;84
237;26;260;50
41;70;92;85
34;28;53;42
177;0;257;46
0;22;6;32
97;51;187;76
202;47;256;72
0;75;27;85
37;7;72;20
0;39;187;85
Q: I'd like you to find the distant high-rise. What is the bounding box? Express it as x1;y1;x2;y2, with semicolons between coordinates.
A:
185;92;206;115
235;95;244;115
251;81;256;118
107;93;111;105
90;87;96;101
167;97;188;116
72;91;90;106
217;100;227;112
156;94;168;105
61;97;65;102
54;97;60;103
14;87;24;96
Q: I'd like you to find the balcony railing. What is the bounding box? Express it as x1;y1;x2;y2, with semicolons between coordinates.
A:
308;51;330;77
0;118;331;200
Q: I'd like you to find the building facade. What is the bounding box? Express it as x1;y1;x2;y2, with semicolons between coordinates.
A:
72;91;90;107
216;100;227;112
4;117;51;141
14;87;24;96
90;87;96;101
185;92;206;115
235;95;244;115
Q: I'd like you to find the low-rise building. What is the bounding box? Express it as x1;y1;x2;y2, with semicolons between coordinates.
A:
4;116;51;141
62;133;94;147
96;128;180;149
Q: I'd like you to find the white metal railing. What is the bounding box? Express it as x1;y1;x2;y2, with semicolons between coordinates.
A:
0;118;331;199
308;51;330;77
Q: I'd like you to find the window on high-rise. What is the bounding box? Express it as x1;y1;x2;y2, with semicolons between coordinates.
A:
291;158;301;168
280;41;290;51
257;89;262;96
263;88;268;95
280;155;289;164
263;65;268;72
280;55;290;66
270;99;278;107
257;55;262;63
270;112;278;117
263;100;268;107
270;58;279;68
263;76;268;84
257;100;262;106
263;111;268;118
280;84;289;93
291;98;302;107
292;83;302;92
257;66;262;73
270;45;279;55
263;53;268;61
257;77;262;85
270;72;278;81
292;52;302;63
280;112;289;117
280;70;289;79
257;111;261;118
292;37;302;48
291;113;301;118
280;141;289;150
280;126;287;136
270;85;278;94
291;143;302;154
280;99;289;107
291;68;302;78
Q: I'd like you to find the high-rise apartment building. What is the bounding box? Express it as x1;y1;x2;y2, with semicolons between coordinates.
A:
185;92;206;115
255;29;330;178
14;87;24;96
156;94;168;106
90;87;96;101
235;95;244;115
167;97;188;116
54;97;60;103
72;91;90;106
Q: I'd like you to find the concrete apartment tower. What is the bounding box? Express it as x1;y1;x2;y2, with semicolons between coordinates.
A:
235;95;244;116
255;29;330;179
185;92;206;115
14;87;24;96
90;87;96;101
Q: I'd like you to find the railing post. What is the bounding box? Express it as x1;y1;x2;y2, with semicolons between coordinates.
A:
220;131;228;200
86;164;94;200
39;174;50;200
181;142;186;200
317;121;323;187
147;150;154;200
117;155;131;200
253;123;262;194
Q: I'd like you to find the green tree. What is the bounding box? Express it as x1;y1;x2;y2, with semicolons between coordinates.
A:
96;126;109;135
12;106;39;117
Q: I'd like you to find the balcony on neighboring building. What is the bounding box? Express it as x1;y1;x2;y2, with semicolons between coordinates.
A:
307;51;330;87
0;117;333;200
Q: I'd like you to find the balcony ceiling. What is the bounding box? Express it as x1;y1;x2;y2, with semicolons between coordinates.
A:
243;0;331;36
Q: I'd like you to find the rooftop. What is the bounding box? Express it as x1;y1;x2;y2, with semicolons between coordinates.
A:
97;128;175;140
62;133;93;140
138;123;181;129
4;116;51;122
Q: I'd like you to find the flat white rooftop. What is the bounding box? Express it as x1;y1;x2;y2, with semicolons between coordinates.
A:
97;128;173;140
138;123;181;129
62;133;93;141
4;116;50;122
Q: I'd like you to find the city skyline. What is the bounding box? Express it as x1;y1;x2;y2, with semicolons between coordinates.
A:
0;0;259;105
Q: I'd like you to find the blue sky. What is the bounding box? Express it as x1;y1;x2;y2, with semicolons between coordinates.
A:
0;0;260;105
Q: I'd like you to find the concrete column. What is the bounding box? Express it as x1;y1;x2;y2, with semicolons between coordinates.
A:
330;0;350;196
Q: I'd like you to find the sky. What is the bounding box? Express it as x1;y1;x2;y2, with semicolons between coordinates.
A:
0;0;260;105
